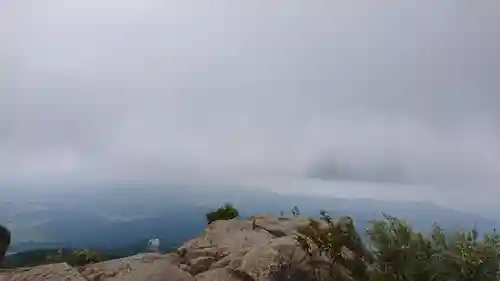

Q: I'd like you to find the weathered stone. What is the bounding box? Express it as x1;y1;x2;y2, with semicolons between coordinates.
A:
195;268;244;281
178;218;274;271
164;252;182;265
175;215;333;280
210;248;250;270
183;246;219;260
79;253;194;281
0;263;87;281
186;256;216;275
235;237;309;281
251;214;316;237
179;219;272;254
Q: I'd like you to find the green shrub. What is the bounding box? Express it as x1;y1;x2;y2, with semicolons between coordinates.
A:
365;214;500;281
205;203;239;224
295;211;371;281
286;209;500;281
0;224;11;263
67;249;102;266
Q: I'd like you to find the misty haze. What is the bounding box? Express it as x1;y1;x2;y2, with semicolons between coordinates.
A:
1;1;500;280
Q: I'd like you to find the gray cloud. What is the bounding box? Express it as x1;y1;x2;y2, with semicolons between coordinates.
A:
1;0;500;207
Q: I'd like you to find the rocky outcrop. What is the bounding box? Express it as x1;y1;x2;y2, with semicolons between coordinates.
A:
0;214;336;281
176;214;321;281
77;253;192;281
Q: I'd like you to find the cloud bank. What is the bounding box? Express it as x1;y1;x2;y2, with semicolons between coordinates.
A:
1;0;500;206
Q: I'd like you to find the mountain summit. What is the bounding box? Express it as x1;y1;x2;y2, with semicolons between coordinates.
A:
0;214;347;281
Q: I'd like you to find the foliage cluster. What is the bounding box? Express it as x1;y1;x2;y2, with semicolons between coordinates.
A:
205;203;239;224
66;249;103;266
289;210;500;281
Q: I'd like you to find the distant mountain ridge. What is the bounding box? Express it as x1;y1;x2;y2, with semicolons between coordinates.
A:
3;185;499;254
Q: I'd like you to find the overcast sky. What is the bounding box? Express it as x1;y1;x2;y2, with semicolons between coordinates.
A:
1;1;500;208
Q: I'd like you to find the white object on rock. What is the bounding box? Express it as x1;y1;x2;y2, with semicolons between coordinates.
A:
148;238;161;253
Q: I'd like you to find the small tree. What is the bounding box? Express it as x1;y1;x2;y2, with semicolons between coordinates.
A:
0;224;11;264
295;212;370;281
206;203;239;224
